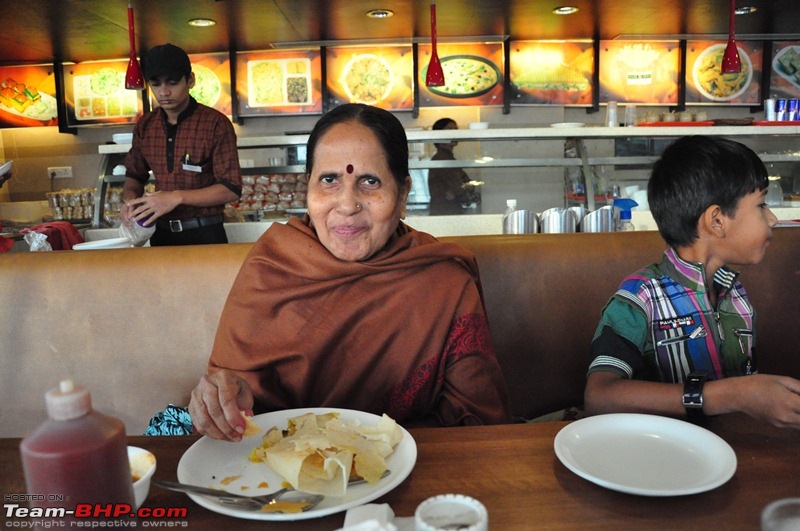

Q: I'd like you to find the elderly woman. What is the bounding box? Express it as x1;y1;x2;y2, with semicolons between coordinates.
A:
188;104;510;441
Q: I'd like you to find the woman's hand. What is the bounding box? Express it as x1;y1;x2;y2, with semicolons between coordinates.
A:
189;370;255;442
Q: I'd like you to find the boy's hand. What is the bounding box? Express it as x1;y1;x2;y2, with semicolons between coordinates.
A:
736;374;800;429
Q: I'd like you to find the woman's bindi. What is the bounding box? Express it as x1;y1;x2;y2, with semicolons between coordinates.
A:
346;164;354;174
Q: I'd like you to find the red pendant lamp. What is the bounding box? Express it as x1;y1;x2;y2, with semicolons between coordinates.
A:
721;0;742;74
125;2;145;90
425;0;445;87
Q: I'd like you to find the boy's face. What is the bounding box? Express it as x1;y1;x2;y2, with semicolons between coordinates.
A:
148;72;195;115
720;189;778;265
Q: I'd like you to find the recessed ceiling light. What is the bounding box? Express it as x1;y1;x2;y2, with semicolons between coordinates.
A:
552;6;579;15
366;9;394;19
188;18;216;27
734;6;757;15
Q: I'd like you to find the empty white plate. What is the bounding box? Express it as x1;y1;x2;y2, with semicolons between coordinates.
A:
554;413;736;496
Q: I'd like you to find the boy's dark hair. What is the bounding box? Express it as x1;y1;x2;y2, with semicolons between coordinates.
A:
648;136;768;248
145;43;192;82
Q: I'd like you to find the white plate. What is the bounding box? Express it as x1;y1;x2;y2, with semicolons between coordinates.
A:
177;408;417;521
550;122;585;128
72;237;132;250
0;160;12;175
554;413;736;496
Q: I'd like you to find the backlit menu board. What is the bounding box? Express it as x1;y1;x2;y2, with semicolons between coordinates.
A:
685;41;762;104
63;60;143;126
418;42;504;107
326;45;413;110
509;41;593;106
599;41;679;104
770;41;800;99
0;64;58;128
236;49;323;116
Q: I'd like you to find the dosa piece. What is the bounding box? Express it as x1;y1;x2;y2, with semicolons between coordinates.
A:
249;412;402;497
240;411;261;437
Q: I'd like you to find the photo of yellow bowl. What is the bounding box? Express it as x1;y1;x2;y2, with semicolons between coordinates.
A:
692;44;753;102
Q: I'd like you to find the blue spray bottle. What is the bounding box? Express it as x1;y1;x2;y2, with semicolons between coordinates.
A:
613;198;638;232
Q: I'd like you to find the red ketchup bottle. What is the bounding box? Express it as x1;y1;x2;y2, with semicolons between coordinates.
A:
20;380;134;527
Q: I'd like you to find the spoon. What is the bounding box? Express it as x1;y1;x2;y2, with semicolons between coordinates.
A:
425;0;445;87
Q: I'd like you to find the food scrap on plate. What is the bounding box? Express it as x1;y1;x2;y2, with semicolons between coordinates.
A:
249;412;402;497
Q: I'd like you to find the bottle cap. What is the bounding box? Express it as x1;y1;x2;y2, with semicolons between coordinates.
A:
45;379;91;421
506;199;517;208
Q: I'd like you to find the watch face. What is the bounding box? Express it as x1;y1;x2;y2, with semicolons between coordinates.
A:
683;374;705;408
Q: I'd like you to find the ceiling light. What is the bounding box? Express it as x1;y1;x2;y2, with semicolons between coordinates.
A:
188;18;216;27
735;6;757;15
552;6;579;15
366;9;394;19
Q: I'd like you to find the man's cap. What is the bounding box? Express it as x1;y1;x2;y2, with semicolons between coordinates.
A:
145;43;192;81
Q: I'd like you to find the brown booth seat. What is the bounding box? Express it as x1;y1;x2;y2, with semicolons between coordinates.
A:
1;228;797;436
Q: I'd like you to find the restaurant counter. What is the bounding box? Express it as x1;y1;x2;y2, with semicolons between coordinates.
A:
1;414;798;530
79;207;800;243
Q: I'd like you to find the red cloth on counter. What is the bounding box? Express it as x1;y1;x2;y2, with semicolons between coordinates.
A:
0;236;13;253
21;221;84;250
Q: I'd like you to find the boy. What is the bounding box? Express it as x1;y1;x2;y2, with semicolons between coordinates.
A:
584;136;800;428
122;43;241;246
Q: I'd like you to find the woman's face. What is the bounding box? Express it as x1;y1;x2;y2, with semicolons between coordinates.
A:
307;121;410;262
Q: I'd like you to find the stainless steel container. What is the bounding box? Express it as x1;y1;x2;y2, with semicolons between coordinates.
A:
502;209;539;234
540;208;577;233
582;205;615;232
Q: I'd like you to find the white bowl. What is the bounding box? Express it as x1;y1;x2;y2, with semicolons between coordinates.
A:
128;446;156;510
112;133;133;144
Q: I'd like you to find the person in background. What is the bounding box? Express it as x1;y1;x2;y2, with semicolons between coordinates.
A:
584;136;800;429
187;103;510;441
121;43;241;245
427;118;479;215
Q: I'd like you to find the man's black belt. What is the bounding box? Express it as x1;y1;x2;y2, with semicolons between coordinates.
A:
157;214;224;233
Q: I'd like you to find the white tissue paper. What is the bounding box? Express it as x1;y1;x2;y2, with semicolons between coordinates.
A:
337;504;398;531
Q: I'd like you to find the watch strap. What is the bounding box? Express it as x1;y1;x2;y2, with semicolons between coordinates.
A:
683;371;707;421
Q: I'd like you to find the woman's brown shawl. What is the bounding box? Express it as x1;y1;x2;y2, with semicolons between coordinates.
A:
209;217;510;427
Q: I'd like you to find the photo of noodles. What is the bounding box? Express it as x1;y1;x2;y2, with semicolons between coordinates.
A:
341;54;394;104
692;44;752;101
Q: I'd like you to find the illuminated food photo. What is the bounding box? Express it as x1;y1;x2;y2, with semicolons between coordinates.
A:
341;54;394;104
189;63;221;107
692;44;753;101
426;55;499;98
773;45;800;89
248;58;312;107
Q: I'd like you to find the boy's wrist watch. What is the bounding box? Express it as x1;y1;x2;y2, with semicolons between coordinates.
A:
682;372;707;420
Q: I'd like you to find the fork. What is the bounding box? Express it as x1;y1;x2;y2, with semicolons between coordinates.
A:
153;479;324;512
153;469;390;512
